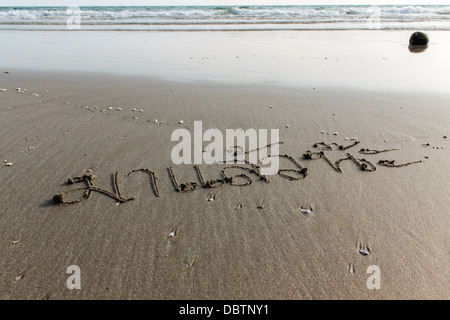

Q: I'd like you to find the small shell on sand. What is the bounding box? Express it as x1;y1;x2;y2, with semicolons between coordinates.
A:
153;119;158;123
6;162;14;166
321;130;325;134
117;108;122;111
300;208;311;214
285;124;289;128
132;108;137;111
333;132;339;136
0;89;7;92
359;249;370;256
179;120;184;124
108;107;113;110
140;109;143;113
14;274;24;281
345;137;350;141
168;231;175;238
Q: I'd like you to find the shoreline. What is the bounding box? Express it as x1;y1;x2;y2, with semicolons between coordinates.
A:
2;30;450;93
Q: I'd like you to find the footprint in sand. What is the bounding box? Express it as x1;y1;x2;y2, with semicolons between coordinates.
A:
184;256;196;268
257;198;265;210
41;289;54;300
348;263;355;274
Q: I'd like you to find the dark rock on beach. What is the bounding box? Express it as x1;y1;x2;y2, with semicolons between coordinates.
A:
409;32;429;46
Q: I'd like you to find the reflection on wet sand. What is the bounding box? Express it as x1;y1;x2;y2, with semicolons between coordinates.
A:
409;44;428;53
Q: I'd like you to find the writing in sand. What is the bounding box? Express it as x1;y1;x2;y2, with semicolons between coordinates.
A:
52;140;423;206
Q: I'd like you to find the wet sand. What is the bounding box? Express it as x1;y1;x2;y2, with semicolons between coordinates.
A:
0;70;449;299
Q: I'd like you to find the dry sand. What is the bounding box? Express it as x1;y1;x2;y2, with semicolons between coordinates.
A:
0;70;449;299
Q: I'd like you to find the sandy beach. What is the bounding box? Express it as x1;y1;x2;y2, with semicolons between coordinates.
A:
0;4;449;300
0;66;449;299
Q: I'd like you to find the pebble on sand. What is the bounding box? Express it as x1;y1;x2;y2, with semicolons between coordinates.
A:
179;120;184;124
333;132;339;136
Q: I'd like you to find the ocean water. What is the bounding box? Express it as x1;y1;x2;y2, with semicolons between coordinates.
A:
0;5;449;31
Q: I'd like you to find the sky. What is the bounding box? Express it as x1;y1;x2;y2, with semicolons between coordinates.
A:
1;0;450;6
